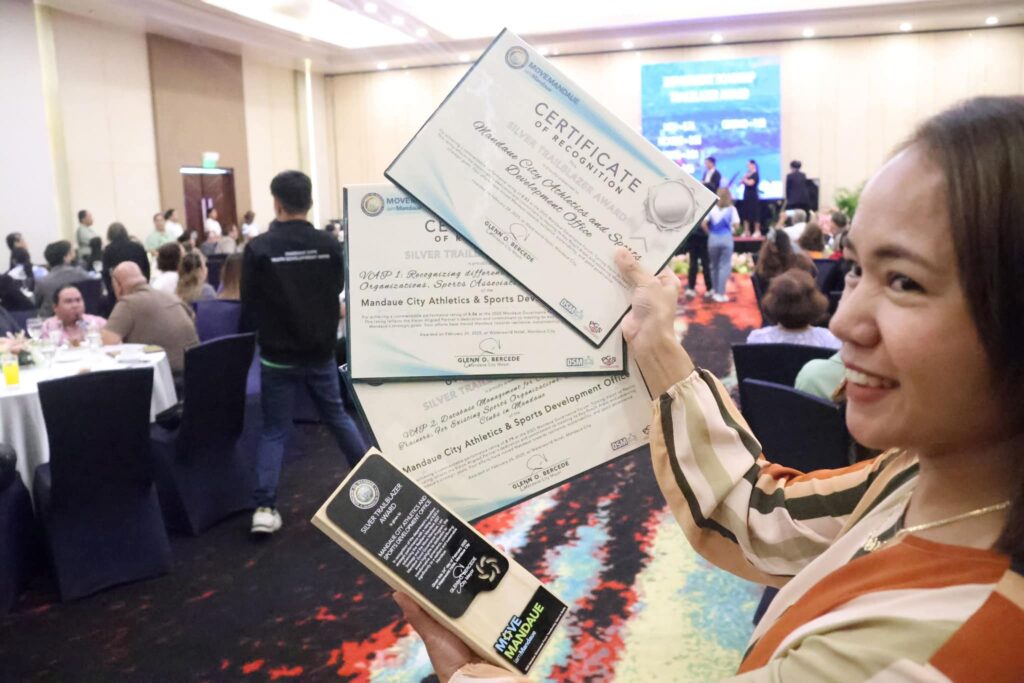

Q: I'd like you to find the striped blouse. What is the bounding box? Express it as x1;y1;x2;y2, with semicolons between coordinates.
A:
452;368;1024;682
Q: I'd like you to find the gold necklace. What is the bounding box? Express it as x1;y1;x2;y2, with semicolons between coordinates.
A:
862;496;1011;553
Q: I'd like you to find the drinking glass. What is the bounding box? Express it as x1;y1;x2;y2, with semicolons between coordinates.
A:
2;353;18;387
26;318;43;341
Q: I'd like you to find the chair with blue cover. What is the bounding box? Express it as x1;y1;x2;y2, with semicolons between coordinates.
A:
813;258;841;294
732;343;837;420
194;299;241;342
72;278;104;316
9;308;38;332
740;379;851;624
33;368;171;601
205;254;227;290
149;333;256;534
0;443;40;614
740;379;851;472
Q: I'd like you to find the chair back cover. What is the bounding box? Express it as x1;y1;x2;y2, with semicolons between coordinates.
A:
10;308;38;333
741;379;850;471
179;333;255;452
37;368;153;508
732;342;837;416
813;258;842;293
72;278;104;316
205;254;227;290
194;299;242;342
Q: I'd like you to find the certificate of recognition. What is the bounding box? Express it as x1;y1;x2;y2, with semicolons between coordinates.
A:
387;29;717;347
345;183;626;381
350;360;652;521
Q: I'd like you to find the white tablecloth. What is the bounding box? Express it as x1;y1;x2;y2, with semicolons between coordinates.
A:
0;344;177;489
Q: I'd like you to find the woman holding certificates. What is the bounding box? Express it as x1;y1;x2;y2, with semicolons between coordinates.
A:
396;96;1024;681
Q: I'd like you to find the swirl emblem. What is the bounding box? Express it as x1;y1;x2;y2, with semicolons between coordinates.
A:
361;192;385;217
505;46;529;69
349;479;380;510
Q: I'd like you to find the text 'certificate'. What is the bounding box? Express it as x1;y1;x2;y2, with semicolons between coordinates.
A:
387;29;717;347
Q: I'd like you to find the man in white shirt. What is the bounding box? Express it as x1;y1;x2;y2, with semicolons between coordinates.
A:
204;207;223;238
163;208;184;239
241;210;259;239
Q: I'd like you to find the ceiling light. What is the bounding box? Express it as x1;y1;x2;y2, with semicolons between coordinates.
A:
899;22;912;32
391;15;404;26
363;2;377;13
458;54;470;62
377;61;388;70
710;33;723;43
985;16;999;26
538;46;550;56
415;27;428;37
802;27;815;38
621;40;634;50
202;0;412;49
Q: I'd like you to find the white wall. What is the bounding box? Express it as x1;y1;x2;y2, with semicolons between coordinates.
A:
242;58;302;229
327;26;1024;210
44;8;161;241
0;0;61;256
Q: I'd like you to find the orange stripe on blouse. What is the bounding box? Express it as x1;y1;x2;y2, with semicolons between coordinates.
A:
738;535;1008;673
929;588;1024;683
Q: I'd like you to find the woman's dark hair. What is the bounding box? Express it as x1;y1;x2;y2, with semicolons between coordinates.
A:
8;247;34;290
156;242;182;272
243;210;255;223
761;269;827;328
87;237;101;262
755;230;794;280
905;97;1024;557
790;160;802;170
175;252;207;304
748;159;758;169
163;208;175;221
797;221;825;252
107;222;128;242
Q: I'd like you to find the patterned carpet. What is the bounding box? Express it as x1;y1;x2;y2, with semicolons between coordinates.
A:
1;274;763;682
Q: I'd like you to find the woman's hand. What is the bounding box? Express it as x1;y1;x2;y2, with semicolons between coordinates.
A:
394;592;481;681
615;248;694;395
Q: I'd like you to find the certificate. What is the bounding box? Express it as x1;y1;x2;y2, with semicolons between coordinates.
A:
349;360;652;521
345;183;626;381
387;29;717;347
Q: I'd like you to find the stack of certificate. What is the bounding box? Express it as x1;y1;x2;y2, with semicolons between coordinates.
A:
315;29;717;676
343;29;717;523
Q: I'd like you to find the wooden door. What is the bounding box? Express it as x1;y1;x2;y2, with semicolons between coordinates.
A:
180;168;238;239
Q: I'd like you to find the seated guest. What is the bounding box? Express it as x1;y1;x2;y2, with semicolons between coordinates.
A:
101;262;198;374
144;211;175;252
204;207;222;237
0;304;20;337
6;232;26;269
795;351;845;400
218;253;242;300
35;240;91;317
796;221;826;258
176;252;216;304
781;208;808;243
40;285;106;346
152;242;182;293
101;222;149;296
6;247;46;292
827;211;849;256
746;269;841;349
241;210;258;239
754;229;815;289
0;274;34;312
215;223;240;254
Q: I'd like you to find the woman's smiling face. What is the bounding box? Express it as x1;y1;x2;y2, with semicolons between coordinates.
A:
829;145;1004;454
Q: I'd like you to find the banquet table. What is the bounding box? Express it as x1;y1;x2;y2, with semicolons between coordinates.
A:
0;344;177;489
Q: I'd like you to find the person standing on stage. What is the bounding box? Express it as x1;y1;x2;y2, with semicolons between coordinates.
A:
741;159;761;236
702;156;721;193
785;160;811;213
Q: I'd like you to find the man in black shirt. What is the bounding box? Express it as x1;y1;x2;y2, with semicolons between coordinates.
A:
241;170;368;534
785;160;811;213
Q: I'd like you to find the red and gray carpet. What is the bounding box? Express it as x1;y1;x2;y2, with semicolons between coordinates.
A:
1;275;763;682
